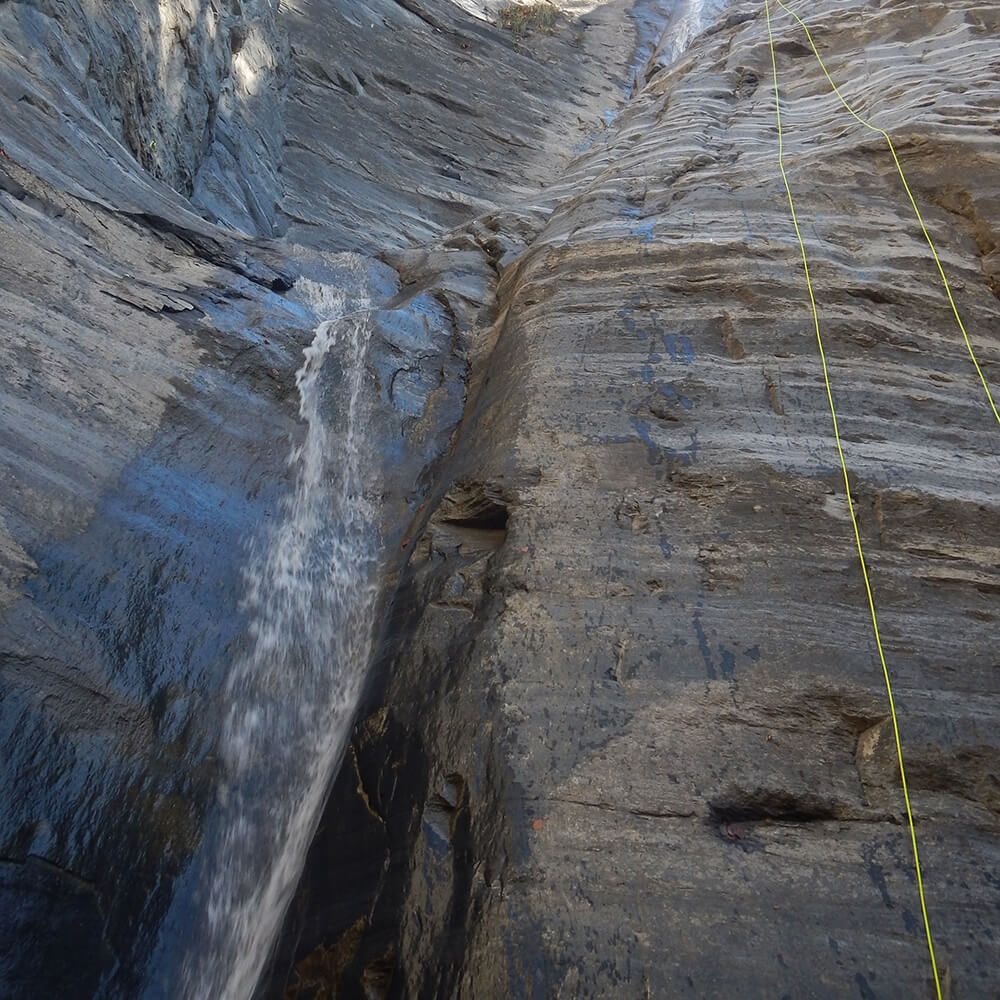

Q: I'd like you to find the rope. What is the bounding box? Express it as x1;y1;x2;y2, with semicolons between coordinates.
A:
774;0;1000;426
763;2;943;995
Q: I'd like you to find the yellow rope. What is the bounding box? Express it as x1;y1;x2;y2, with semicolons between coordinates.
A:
774;0;1000;426
763;2;942;995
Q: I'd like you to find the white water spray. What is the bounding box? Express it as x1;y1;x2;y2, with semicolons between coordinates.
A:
180;262;380;999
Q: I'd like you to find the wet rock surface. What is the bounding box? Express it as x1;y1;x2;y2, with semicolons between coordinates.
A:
1;0;999;996
0;0;644;993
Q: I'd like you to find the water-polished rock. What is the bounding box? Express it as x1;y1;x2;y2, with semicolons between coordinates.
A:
0;0;644;993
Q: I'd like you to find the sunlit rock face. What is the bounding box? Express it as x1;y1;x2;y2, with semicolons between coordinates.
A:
2;0;999;996
0;0;284;231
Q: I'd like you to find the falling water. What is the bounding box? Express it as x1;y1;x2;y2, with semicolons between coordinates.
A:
179;262;380;998
627;0;731;98
663;0;730;63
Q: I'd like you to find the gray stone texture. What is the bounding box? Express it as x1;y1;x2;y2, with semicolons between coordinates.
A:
0;0;997;996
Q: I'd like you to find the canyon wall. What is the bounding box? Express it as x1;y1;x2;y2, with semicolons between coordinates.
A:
279;1;1000;996
0;0;998;996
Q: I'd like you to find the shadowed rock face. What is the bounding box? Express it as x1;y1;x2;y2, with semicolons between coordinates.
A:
0;0;645;994
2;0;999;997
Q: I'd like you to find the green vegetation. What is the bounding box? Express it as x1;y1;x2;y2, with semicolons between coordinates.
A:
496;1;558;35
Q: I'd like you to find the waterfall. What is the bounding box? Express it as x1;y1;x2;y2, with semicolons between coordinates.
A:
177;262;380;999
664;0;730;63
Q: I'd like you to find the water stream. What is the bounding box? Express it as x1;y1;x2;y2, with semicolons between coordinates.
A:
662;0;730;63
176;262;380;998
629;0;731;94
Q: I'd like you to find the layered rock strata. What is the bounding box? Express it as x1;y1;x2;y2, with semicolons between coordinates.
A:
283;1;1000;995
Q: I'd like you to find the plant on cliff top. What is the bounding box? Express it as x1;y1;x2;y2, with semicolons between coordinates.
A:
496;1;558;35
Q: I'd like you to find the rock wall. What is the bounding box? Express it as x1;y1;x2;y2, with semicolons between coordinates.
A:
280;0;1000;996
1;0;999;996
0;0;645;994
0;0;285;231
